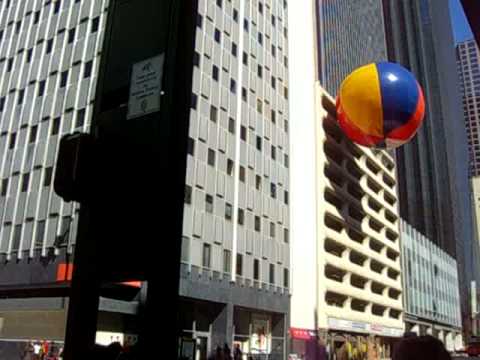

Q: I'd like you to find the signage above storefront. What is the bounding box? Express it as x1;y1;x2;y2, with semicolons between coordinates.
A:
328;318;403;338
290;328;317;340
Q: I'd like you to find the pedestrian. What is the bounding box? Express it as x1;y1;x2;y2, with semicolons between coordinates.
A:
233;343;243;360
223;343;232;360
392;335;451;360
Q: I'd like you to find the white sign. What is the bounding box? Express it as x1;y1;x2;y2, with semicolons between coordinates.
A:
127;54;164;119
328;317;403;338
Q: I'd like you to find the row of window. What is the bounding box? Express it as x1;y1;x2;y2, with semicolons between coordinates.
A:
1;165;53;196
198;243;289;287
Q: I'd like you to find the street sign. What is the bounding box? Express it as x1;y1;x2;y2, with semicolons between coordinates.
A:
127;54;165;120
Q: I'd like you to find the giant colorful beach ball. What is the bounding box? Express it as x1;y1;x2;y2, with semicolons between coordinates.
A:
336;62;425;149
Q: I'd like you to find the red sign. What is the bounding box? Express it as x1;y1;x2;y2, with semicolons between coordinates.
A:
290;328;316;340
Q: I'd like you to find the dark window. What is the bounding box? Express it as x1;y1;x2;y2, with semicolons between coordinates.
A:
56;216;71;247
38;80;46;96
284;228;289;243
202;244;211;268
214;29;221;43
68;28;75;43
29;126;38;143
258;33;263;45
185;185;192;204
187;137;195;155
210;106;218;122
0;97;5;111
240;126;247;141
7;58;13;72
284;190;289;205
12;224;22;251
208;148;216;166
254;259;260;280
54;0;61;13
256;136;262;151
191;93;198;109
197;14;203;28
271;146;276;160
212;65;219;81
228;118;235;134
233;9;239;22
27;48;33;62
243;19;249;32
1;179;8;196
206;194;214;213
284;268;289;288
254;216;261;232
34;11;40;24
259;2;263;13
270;222;275;237
15;21;21;34
236;253;243;276
271;110;276;123
225;203;233;220
18;89;25;105
232;42;237;57
256;175;261;190
84;61;93;78
243;52;248;66
224;250;231;273
193;51;200;67
242;87;247;101
227;159;234;176
91;17;100;33
271;76;276;89
257;65;263;78
60;71;68;87
21;173;30;192
230;79;236;94
271;183;277;198
272;45;276;58
238;208;244;225
46;39;54;54
44;167;53;186
76;109;86;128
9;133;16;149
269;264;275;284
51;117;61;135
239;166;246;182
284;154;289;168
216;0;222;8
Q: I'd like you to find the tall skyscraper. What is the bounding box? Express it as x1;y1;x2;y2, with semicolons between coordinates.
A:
383;0;473;334
0;0;291;356
457;39;480;177
316;0;388;95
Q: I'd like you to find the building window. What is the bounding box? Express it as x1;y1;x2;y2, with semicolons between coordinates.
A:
29;126;38;143
56;216;71;247
208;149;216;166
232;42;237;57
204;195;214;215
271;183;277;198
34;11;40;24
12;224;22;251
233;9;239;22
256;136;262;151
7;58;13;72
84;61;93;78
257;99;263;113
191;93;198;109
76;109;86;128
212;65;219;81
230;79;237;94
240;126;247;141
46;39;54;54
284;228;289;243
254;259;260;280
38;80;46;97
210;105;218;122
18;89;25;105
284;268;289;288
54;0;61;13
258;33;263;45
193;52;200;67
271;146;276;160
197;14;203;28
270;222;275;238
1;179;8;197
254;216;261;232
284;154;289;168
225;203;233;220
243;19;249;32
27;48;33;63
269;264;275;284
21;173;30;192
224;250;231;273
238;208;244;225
214;28;221;43
242;87;247;101
51;117;61;135
60;71;68;88
284;190;289;205
181;236;190;263
68;28;75;43
236;253;243;276
256;175;261;190
187;137;195;155
44;167;53;187
257;65;263;78
91;17;100;33
227;159;234;175
9;133;16;149
185;185;192;204
239;166;245;182
243;52;248;66
202;243;211;268
228;118;235;134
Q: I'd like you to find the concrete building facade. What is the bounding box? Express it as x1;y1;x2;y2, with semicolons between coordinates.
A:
400;220;463;351
0;0;291;358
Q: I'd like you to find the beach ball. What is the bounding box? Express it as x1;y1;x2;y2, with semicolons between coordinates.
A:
336;62;425;149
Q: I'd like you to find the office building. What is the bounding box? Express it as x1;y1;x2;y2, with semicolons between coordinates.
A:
0;0;291;358
400;220;463;351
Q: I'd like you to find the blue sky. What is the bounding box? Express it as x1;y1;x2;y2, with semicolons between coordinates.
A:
449;0;474;43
